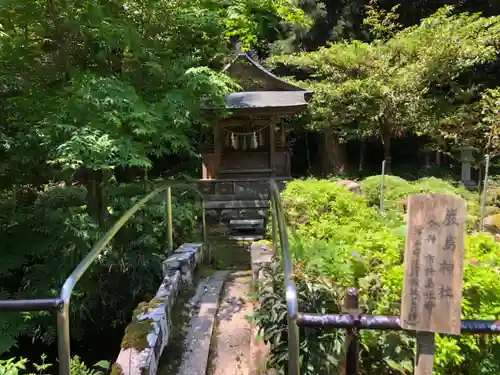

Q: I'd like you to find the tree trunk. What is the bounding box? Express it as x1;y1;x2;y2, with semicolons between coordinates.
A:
304;130;312;173
381;131;392;174
358;141;366;172
76;168;108;227
322;128;347;175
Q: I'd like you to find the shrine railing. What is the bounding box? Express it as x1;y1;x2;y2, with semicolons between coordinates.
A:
268;180;500;375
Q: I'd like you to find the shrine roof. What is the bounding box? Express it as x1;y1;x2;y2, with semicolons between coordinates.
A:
221;52;313;114
222;53;309;92
224;91;309;113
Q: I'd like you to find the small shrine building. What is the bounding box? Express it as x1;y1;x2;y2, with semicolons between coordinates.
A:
201;52;312;182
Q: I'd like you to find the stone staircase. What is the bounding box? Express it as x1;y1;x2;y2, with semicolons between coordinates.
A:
198;179;283;269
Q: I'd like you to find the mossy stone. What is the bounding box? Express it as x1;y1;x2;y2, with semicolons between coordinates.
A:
110;364;124;375
121;319;153;350
133;298;164;319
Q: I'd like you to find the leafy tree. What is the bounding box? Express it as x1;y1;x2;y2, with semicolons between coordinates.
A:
268;6;500;173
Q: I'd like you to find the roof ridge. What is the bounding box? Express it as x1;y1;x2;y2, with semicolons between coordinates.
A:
222;52;308;92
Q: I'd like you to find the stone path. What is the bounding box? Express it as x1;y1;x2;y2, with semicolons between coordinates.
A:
207;271;253;375
177;270;229;375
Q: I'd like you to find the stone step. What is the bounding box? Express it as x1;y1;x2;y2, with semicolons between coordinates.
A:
207;225;266;237
205;209;268;223
208;242;260;250
228;235;264;241
204;200;269;210
209;228;266;238
203;194;269;202
229;219;265;228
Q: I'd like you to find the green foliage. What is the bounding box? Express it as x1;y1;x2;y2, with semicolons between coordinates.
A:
473;88;500;159
221;0;312;50
268;7;500;165
360;175;481;229
255;178;500;375
0;181;201;354
363;0;402;41
0;356;109;375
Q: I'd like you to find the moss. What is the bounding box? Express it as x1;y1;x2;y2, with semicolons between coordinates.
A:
255;239;272;246
133;298;163;318
110;364;124;375
121;319;153;350
197;264;215;278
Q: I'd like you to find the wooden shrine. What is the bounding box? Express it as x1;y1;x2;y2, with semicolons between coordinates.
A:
201;52;312;181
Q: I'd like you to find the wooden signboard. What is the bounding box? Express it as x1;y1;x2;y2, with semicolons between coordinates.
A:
400;193;467;374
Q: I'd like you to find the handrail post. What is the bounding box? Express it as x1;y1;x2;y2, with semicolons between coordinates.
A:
269;181;300;375
342;288;360;375
202;201;210;263
271;199;277;255
166;186;173;254
57;303;71;375
480;154;490;231
379;160;386;213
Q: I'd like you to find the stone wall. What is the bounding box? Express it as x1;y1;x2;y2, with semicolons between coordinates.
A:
114;243;203;375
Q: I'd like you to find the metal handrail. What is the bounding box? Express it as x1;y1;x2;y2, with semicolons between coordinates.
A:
268;180;300;375
0;182;207;375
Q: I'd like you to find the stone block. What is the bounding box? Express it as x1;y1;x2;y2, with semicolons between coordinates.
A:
115;243;203;375
197;181;215;195
336;180;361;195
207;223;229;236
216;182;234;195
239;208;267;219
116;348;142;375
177;243;204;264
221;208;238;220
154;270;181;313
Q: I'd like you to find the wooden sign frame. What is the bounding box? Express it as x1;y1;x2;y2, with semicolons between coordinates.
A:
400;193;467;375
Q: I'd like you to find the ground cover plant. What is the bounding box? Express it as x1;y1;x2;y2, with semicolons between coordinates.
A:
254;177;500;375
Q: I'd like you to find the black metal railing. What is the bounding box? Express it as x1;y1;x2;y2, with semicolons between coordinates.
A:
0;298;64;312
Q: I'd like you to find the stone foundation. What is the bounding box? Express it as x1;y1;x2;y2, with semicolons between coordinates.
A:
114;243;203;375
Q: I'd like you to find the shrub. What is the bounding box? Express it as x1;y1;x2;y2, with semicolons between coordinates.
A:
255;178;500;375
0;355;110;375
361;175;481;230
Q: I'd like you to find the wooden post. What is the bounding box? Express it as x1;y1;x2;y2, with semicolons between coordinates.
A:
280;121;286;148
213;121;222;178
400;193;467;375
341;288;361;375
269;119;276;176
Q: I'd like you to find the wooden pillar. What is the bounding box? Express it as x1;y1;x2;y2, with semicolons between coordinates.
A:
213;121;223;178
280;121;286;148
269;119;276;176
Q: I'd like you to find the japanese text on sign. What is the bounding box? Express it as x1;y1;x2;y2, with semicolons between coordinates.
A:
400;194;466;335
